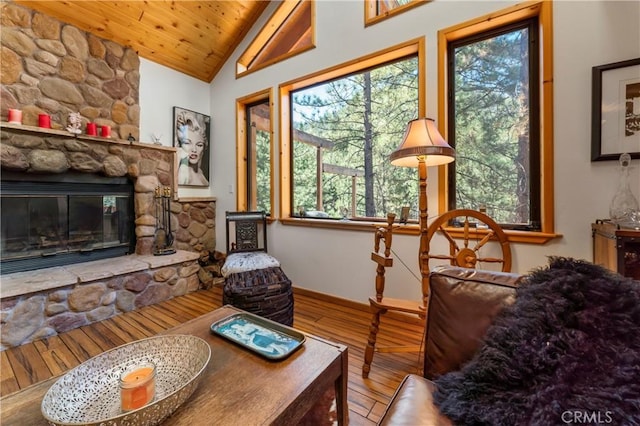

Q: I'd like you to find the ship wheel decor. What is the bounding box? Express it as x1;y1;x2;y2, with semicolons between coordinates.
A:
425;209;512;273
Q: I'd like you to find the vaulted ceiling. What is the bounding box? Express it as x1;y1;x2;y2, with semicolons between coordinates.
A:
14;1;271;82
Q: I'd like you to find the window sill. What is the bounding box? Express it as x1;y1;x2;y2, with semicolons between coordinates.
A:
279;217;382;232
442;228;562;244
279;217;562;244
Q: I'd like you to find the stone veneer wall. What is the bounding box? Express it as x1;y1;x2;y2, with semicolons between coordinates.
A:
1;2;140;140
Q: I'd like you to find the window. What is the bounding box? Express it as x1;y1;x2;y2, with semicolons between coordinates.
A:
236;90;274;215
364;0;428;26
449;20;540;229
438;1;556;243
280;38;425;223
237;0;315;78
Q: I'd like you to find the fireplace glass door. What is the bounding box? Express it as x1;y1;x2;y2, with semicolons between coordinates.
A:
1;173;134;274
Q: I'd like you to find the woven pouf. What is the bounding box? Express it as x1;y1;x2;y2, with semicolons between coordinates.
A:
223;266;294;326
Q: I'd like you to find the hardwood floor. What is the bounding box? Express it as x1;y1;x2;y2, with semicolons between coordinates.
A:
0;285;425;425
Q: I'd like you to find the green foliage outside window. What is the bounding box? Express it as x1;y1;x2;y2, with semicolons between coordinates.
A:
291;56;419;220
451;22;539;229
255;129;271;213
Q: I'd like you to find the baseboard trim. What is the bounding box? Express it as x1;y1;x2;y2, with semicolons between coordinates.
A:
292;286;425;326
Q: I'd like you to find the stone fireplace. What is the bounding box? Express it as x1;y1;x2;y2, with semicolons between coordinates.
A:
0;124;217;349
0;3;219;350
1;123;177;254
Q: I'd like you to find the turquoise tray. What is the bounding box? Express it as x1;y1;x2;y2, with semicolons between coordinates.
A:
210;311;305;360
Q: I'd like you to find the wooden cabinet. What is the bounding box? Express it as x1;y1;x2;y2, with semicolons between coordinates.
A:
592;221;640;280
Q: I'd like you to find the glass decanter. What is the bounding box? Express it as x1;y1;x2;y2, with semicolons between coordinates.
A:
610;153;639;225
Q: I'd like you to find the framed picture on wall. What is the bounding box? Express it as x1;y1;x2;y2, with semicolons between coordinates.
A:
173;106;211;186
591;57;640;161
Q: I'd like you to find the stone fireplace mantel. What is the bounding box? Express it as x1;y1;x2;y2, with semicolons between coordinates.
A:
1;122;179;255
1;122;216;257
1;122;177;255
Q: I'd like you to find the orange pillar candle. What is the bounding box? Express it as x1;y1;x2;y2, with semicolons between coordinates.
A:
120;363;156;412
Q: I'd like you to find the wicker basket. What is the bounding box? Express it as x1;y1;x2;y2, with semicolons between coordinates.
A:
223;266;294;326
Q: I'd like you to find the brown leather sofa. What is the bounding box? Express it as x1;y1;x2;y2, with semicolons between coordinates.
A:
378;265;523;425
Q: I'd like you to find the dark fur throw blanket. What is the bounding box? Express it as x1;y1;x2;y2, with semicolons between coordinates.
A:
433;257;640;425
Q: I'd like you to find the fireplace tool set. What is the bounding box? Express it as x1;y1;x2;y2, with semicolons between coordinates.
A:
154;186;176;255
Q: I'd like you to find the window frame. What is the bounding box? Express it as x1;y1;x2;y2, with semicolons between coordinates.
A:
437;0;558;244
447;18;541;231
236;0;316;78
235;89;276;216
364;0;429;27
279;37;426;232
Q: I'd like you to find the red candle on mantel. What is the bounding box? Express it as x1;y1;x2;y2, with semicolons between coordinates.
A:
101;125;111;138
86;122;97;136
38;113;51;128
8;109;22;124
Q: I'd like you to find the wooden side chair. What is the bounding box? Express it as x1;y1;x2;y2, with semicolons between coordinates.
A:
221;211;294;325
362;209;512;378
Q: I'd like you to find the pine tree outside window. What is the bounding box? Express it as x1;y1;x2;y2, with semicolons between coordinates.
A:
448;19;541;231
289;55;420;221
245;100;272;214
236;90;274;215
438;1;557;244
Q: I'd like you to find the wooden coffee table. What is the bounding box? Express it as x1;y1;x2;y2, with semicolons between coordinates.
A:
0;305;349;425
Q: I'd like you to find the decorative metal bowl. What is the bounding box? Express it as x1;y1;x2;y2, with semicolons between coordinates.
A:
41;335;211;426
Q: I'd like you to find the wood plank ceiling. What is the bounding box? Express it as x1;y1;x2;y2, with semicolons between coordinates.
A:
13;0;271;82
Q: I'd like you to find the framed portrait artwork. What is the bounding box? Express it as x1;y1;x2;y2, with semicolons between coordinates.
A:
591;58;640;161
173;106;211;186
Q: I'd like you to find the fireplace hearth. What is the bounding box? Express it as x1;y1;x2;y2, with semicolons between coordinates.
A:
1;171;135;274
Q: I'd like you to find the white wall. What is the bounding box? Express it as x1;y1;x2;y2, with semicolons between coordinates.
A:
139;58;212;198
140;1;640;304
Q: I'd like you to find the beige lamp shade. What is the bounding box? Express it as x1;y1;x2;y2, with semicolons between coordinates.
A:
390;118;456;167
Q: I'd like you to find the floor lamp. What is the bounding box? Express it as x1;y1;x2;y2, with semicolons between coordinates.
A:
390;118;456;308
